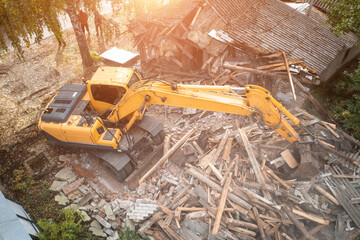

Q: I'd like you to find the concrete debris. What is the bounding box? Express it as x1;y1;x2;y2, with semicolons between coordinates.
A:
118;200;135;209
62;177;84;195
127;199;158;222
54;194;69;206
80;211;91;222
89;226;106;238
55;167;76;181
49;180;65;192
95;215;112;229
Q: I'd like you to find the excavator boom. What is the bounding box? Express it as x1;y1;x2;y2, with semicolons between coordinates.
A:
107;81;300;143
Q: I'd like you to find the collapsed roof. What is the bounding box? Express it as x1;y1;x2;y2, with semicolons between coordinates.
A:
128;0;359;82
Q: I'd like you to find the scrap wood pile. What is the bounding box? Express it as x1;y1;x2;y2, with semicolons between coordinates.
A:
135;108;360;240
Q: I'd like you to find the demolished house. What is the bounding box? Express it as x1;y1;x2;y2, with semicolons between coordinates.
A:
128;0;359;83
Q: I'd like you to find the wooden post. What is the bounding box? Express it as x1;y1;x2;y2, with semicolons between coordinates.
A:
212;173;232;235
281;52;296;100
139;127;198;184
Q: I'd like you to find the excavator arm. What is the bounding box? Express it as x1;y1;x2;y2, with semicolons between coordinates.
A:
107;81;300;143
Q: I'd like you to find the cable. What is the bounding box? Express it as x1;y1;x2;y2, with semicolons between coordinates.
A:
255;108;283;132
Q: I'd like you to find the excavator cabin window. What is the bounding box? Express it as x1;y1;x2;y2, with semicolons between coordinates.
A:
91;85;126;105
127;73;140;88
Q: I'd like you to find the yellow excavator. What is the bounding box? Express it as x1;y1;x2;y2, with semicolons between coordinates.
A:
39;67;300;180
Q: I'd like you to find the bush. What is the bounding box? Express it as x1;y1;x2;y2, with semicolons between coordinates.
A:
37;208;98;240
118;228;145;240
319;63;360;139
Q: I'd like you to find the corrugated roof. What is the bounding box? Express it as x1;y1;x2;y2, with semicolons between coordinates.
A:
206;0;358;74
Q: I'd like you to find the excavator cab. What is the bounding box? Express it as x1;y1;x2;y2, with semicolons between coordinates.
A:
86;67;141;113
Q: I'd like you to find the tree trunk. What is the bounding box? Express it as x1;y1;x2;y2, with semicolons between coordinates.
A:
65;2;93;71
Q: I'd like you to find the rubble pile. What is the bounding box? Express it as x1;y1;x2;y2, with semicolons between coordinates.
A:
48;105;360;239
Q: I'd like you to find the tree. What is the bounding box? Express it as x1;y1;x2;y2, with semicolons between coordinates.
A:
0;0;95;70
320;0;360;139
324;0;360;37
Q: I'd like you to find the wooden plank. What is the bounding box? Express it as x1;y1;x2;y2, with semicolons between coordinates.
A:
257;58;304;70
266;168;290;190
226;218;258;230
139;127;198;184
157;203;172;215
282;52;296;100
314;185;339;205
321;121;340;138
211;129;230;164
163;135;171;166
238;128;272;200
208;162;223;181
220;157;236;186
186;167;252;211
212;173;232;235
292;208;329;225
280;149;298;169
332;174;360;179
199;148;216;168
222;137;233;162
192;141;205;155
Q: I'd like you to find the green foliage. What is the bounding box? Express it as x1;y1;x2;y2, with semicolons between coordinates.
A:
0;0;65;57
12;168;34;193
89;50;100;62
118;228;145;240
37;208;98;240
317;64;360;139
323;0;360;37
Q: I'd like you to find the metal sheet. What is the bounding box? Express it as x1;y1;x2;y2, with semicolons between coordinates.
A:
100;47;139;64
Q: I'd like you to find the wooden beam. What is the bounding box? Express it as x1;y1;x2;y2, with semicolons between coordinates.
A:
139;127;198;184
314;185;339;205
292;208;329;225
212;173;232;235
222;137;233;163
190;7;202;26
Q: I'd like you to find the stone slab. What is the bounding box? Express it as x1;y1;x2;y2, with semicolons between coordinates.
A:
55;167;76;181
49;180;66;192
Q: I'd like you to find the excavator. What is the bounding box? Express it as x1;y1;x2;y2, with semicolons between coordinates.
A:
39;66;301;181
